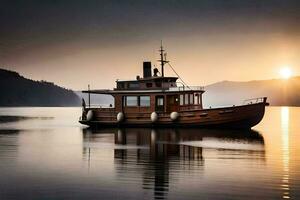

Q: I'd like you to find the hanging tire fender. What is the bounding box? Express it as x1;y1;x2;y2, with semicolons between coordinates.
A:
151;112;158;123
170;112;179;121
117;112;124;122
86;110;93;121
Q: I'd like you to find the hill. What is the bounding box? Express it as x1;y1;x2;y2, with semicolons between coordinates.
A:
203;77;300;107
0;68;80;106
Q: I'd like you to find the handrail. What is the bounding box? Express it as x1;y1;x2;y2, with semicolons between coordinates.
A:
243;97;267;104
86;104;114;109
169;86;204;91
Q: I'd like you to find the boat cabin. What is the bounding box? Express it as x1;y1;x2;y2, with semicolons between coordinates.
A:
82;61;204;114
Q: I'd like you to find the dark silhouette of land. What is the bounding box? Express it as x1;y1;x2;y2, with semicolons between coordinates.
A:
0;68;80;107
204;77;300;107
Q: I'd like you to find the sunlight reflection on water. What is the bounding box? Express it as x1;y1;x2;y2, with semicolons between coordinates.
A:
281;107;290;199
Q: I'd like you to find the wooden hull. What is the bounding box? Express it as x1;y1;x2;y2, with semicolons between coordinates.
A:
79;102;267;129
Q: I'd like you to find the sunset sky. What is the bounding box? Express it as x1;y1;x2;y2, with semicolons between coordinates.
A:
1;0;300;90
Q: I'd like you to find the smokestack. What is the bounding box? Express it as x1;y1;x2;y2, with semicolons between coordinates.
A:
143;62;152;78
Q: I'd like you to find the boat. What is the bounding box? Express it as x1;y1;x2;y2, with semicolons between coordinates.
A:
79;44;269;129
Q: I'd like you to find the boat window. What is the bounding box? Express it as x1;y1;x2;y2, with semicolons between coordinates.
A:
155;82;162;87
140;96;150;107
155;96;164;112
194;94;199;105
185;94;189;105
146;83;152;88
190;94;194;104
180;94;184;105
126;96;138;106
157;97;164;106
117;82;125;89
199;94;202;105
128;82;139;89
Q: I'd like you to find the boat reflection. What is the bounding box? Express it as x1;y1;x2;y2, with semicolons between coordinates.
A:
82;128;265;199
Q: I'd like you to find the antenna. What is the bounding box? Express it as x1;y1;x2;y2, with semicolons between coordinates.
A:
158;40;169;77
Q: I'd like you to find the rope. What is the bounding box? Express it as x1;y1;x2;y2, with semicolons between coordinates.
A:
167;62;191;89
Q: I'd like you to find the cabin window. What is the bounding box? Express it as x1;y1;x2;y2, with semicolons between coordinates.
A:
199;94;202;105
185;94;189;105
157;97;164;106
140;96;150;107
190;94;194;104
128;82;139;89
126;96;138;106
117;82;125;89
194;94;199;105
146;83;152;88
180;94;184;105
155;96;164;112
155;82;162;87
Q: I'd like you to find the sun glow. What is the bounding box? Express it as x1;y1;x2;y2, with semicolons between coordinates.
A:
280;67;292;79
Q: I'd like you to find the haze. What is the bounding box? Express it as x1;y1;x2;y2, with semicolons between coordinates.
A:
1;0;300;90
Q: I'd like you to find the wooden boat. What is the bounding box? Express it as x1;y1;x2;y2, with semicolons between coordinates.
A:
79;45;269;129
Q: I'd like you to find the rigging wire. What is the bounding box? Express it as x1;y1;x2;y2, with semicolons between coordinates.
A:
167;62;191;89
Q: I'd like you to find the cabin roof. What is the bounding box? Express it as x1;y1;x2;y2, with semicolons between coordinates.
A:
116;76;178;82
82;87;205;95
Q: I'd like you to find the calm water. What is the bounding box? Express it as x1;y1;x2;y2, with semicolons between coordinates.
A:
0;107;300;199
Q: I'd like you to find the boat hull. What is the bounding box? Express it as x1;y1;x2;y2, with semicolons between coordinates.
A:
79;102;267;129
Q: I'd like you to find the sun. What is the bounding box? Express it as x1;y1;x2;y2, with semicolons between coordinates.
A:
279;67;292;79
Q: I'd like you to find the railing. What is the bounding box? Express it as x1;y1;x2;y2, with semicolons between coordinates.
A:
86;104;114;109
243;97;267;105
169;86;204;91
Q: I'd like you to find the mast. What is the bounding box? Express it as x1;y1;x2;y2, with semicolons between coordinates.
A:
158;41;168;77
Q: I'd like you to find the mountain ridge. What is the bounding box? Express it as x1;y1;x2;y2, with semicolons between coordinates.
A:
203;76;300;107
0;68;80;107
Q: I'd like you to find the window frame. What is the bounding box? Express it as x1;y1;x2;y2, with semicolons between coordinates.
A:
194;93;199;105
125;96;138;107
190;93;194;104
184;94;189;105
146;83;153;88
128;82;139;89
140;95;151;107
180;94;184;105
157;97;164;106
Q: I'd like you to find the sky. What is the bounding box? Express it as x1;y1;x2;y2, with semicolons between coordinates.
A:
1;0;300;90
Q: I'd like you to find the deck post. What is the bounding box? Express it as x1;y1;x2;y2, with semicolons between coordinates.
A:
263;97;267;103
88;84;90;108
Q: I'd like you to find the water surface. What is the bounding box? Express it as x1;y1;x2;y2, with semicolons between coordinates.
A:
0;107;299;199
